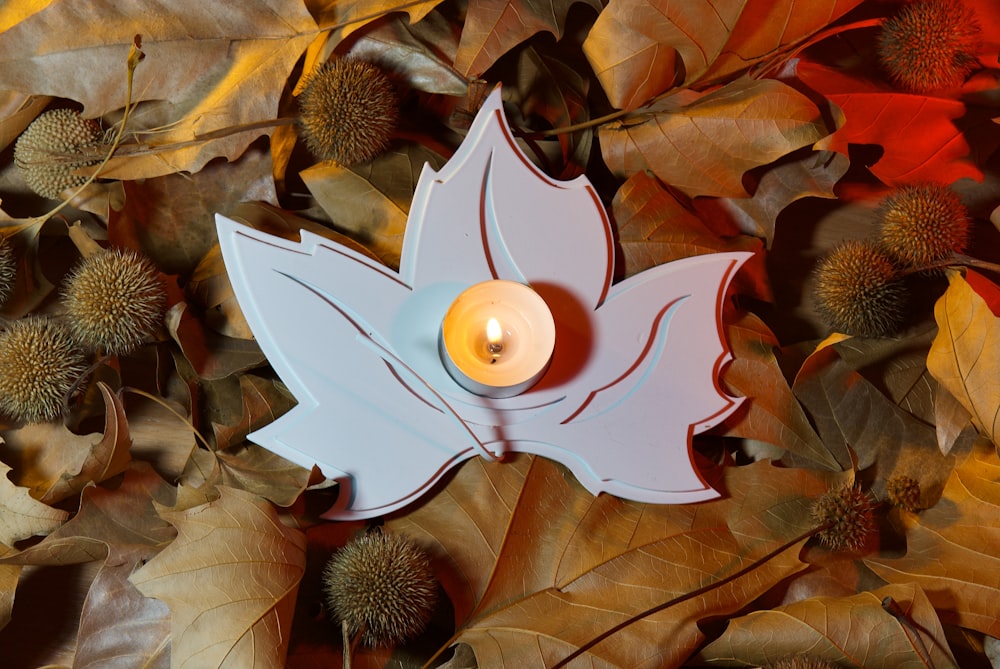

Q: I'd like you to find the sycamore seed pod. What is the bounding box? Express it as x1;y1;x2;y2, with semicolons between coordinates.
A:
62;248;166;355
298;59;398;166
0;317;87;423
13;109;102;199
876;0;981;93
322;530;437;647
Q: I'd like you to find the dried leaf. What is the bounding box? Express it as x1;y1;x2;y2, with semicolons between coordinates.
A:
793;340;954;500
694;150;849;245
928;272;1000;447
1;383;132;504
389;456;838;667
0;0;318;177
797;61;998;186
867;441;1000;638
306;0;444;44
936;386;974;456
611;171;767;297
344;10;468;96
0;461;67;547
583;0;862;110
301;143;446;268
600;77;827;198
109;145;278;275
0;208;53;320
166;302;266;381
696;583;958;668
130;486;306;669
211;374;297;451
718;311;840;470
454;0;601;78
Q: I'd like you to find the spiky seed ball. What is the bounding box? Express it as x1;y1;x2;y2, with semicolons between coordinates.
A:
813;241;906;338
886;475;922;511
13;109;102;199
0;317;87;423
62;248;165;355
0;238;16;306
298;60;398;165
877;183;969;267
877;0;981;93
322;530;437;647
766;657;839;669
812;485;875;552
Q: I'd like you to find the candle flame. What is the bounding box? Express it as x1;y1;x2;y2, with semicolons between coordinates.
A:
486;317;502;346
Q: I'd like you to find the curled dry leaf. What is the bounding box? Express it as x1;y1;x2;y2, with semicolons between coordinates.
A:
130;486;306;669
0;461;67;547
0;382;131;504
453;0;601;78
600;78;828;198
696;583;958;668
928;271;1000;447
166;302;266;381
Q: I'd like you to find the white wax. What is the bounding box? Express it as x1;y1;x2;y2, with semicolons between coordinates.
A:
440;280;555;398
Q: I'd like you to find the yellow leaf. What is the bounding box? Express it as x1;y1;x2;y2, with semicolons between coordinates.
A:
928;272;1000;446
130;487;306;669
0;461;67;547
599;78;827;198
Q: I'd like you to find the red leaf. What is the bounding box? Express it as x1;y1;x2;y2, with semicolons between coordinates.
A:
797;61;991;185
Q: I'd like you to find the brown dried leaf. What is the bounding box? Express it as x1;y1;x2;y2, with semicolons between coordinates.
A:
454;0;601;78
0;208;53;320
867;440;1000;638
344;11;468;96
793;340;954;500
130;486;306;669
301;143;446;268
612;171;766;292
165;302;266;381
582;0;862;110
600;78;827;198
109;145;278;276
0;0;318;178
306;0;444;44
694;150;849;246
719;312;839;470
390;456;838;667
696;583;958;668
1;383;132;504
0;461;67;547
211;374;297;451
928;272;1000;446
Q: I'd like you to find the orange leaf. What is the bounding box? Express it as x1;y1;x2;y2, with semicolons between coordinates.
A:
797;61;995;185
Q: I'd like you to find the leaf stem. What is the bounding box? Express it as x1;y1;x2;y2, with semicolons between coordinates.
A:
32;35;144;227
121;386;213;453
881;596;936;669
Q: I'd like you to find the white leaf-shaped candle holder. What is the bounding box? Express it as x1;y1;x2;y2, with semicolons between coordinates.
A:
217;87;751;519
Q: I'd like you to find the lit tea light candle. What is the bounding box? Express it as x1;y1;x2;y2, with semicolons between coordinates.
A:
439;280;555;398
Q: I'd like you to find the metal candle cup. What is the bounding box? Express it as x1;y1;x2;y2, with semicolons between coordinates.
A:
439;280;555;398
